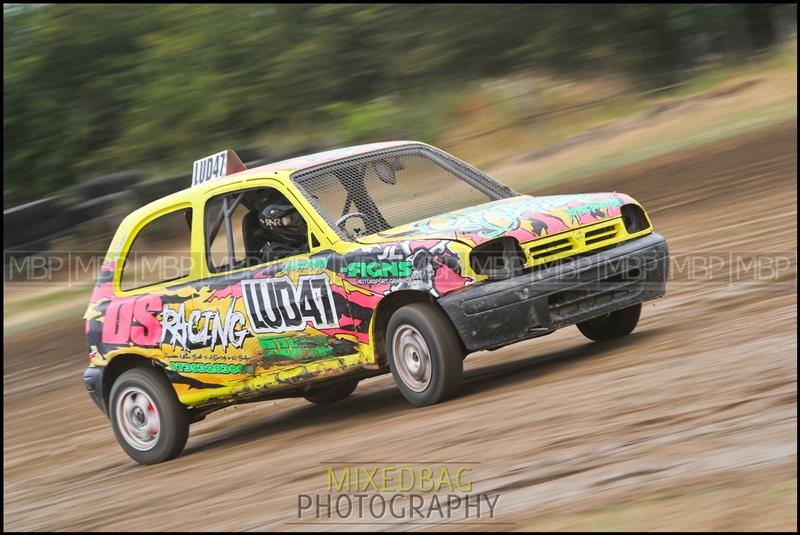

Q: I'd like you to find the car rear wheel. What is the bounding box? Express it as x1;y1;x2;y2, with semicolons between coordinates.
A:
387;303;463;406
303;378;359;404
109;367;189;465
576;303;642;341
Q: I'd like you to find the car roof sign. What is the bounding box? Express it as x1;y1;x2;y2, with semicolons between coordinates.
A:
192;149;247;187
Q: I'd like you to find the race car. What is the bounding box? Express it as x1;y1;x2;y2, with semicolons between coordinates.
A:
83;142;669;464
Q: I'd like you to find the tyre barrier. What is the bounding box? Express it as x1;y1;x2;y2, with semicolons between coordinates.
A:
3;147;300;253
3;197;68;249
76;171;144;203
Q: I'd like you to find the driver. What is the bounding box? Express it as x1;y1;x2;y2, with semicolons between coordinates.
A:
336;157;404;236
257;198;309;263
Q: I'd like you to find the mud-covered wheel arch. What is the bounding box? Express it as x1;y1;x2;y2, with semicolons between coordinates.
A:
370;290;466;368
101;355;220;424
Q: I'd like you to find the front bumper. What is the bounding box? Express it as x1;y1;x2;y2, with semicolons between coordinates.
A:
83;366;106;414
440;233;669;352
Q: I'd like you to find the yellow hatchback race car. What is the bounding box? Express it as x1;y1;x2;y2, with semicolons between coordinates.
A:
83;142;669;464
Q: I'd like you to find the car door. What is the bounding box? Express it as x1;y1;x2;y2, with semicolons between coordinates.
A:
109;204;201;370
188;182;358;391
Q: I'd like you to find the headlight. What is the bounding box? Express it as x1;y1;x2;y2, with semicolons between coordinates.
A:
470;237;525;280
621;203;650;234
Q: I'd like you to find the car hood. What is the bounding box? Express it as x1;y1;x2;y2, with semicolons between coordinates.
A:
357;193;637;246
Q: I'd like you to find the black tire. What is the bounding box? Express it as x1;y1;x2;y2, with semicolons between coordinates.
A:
303;378;359;404
386;303;463;406
109;367;189;465
576;303;642;341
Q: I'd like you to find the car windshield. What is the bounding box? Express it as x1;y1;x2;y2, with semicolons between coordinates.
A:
291;145;514;239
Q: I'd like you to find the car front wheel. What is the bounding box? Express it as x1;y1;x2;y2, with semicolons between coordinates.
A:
386;303;463;407
109;367;189;465
576;303;642;341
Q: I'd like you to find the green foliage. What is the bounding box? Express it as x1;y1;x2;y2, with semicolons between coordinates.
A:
3;4;789;206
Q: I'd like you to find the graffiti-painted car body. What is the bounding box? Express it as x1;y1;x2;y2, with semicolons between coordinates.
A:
83;142;668;463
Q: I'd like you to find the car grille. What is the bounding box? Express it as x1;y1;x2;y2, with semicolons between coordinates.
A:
523;218;627;268
547;270;644;322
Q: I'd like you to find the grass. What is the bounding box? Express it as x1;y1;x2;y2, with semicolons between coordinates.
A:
672;41;797;99
476;48;797;193
445;41;797;173
502;100;797;193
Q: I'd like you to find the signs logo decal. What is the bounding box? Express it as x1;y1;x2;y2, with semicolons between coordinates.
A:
339;261;412;279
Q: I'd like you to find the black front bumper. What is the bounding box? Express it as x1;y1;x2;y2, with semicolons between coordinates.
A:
440;233;669;353
83;366;106;414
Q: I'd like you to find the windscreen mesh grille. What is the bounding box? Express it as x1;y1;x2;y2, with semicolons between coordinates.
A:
292;145;514;238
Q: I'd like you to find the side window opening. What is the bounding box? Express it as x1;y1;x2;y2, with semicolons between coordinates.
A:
205;187;311;273
205;192;249;271
120;208;193;291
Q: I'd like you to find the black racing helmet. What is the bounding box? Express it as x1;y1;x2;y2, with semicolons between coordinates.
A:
258;201;307;245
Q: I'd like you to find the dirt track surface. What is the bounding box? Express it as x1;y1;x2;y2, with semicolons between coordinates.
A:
4;121;797;531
